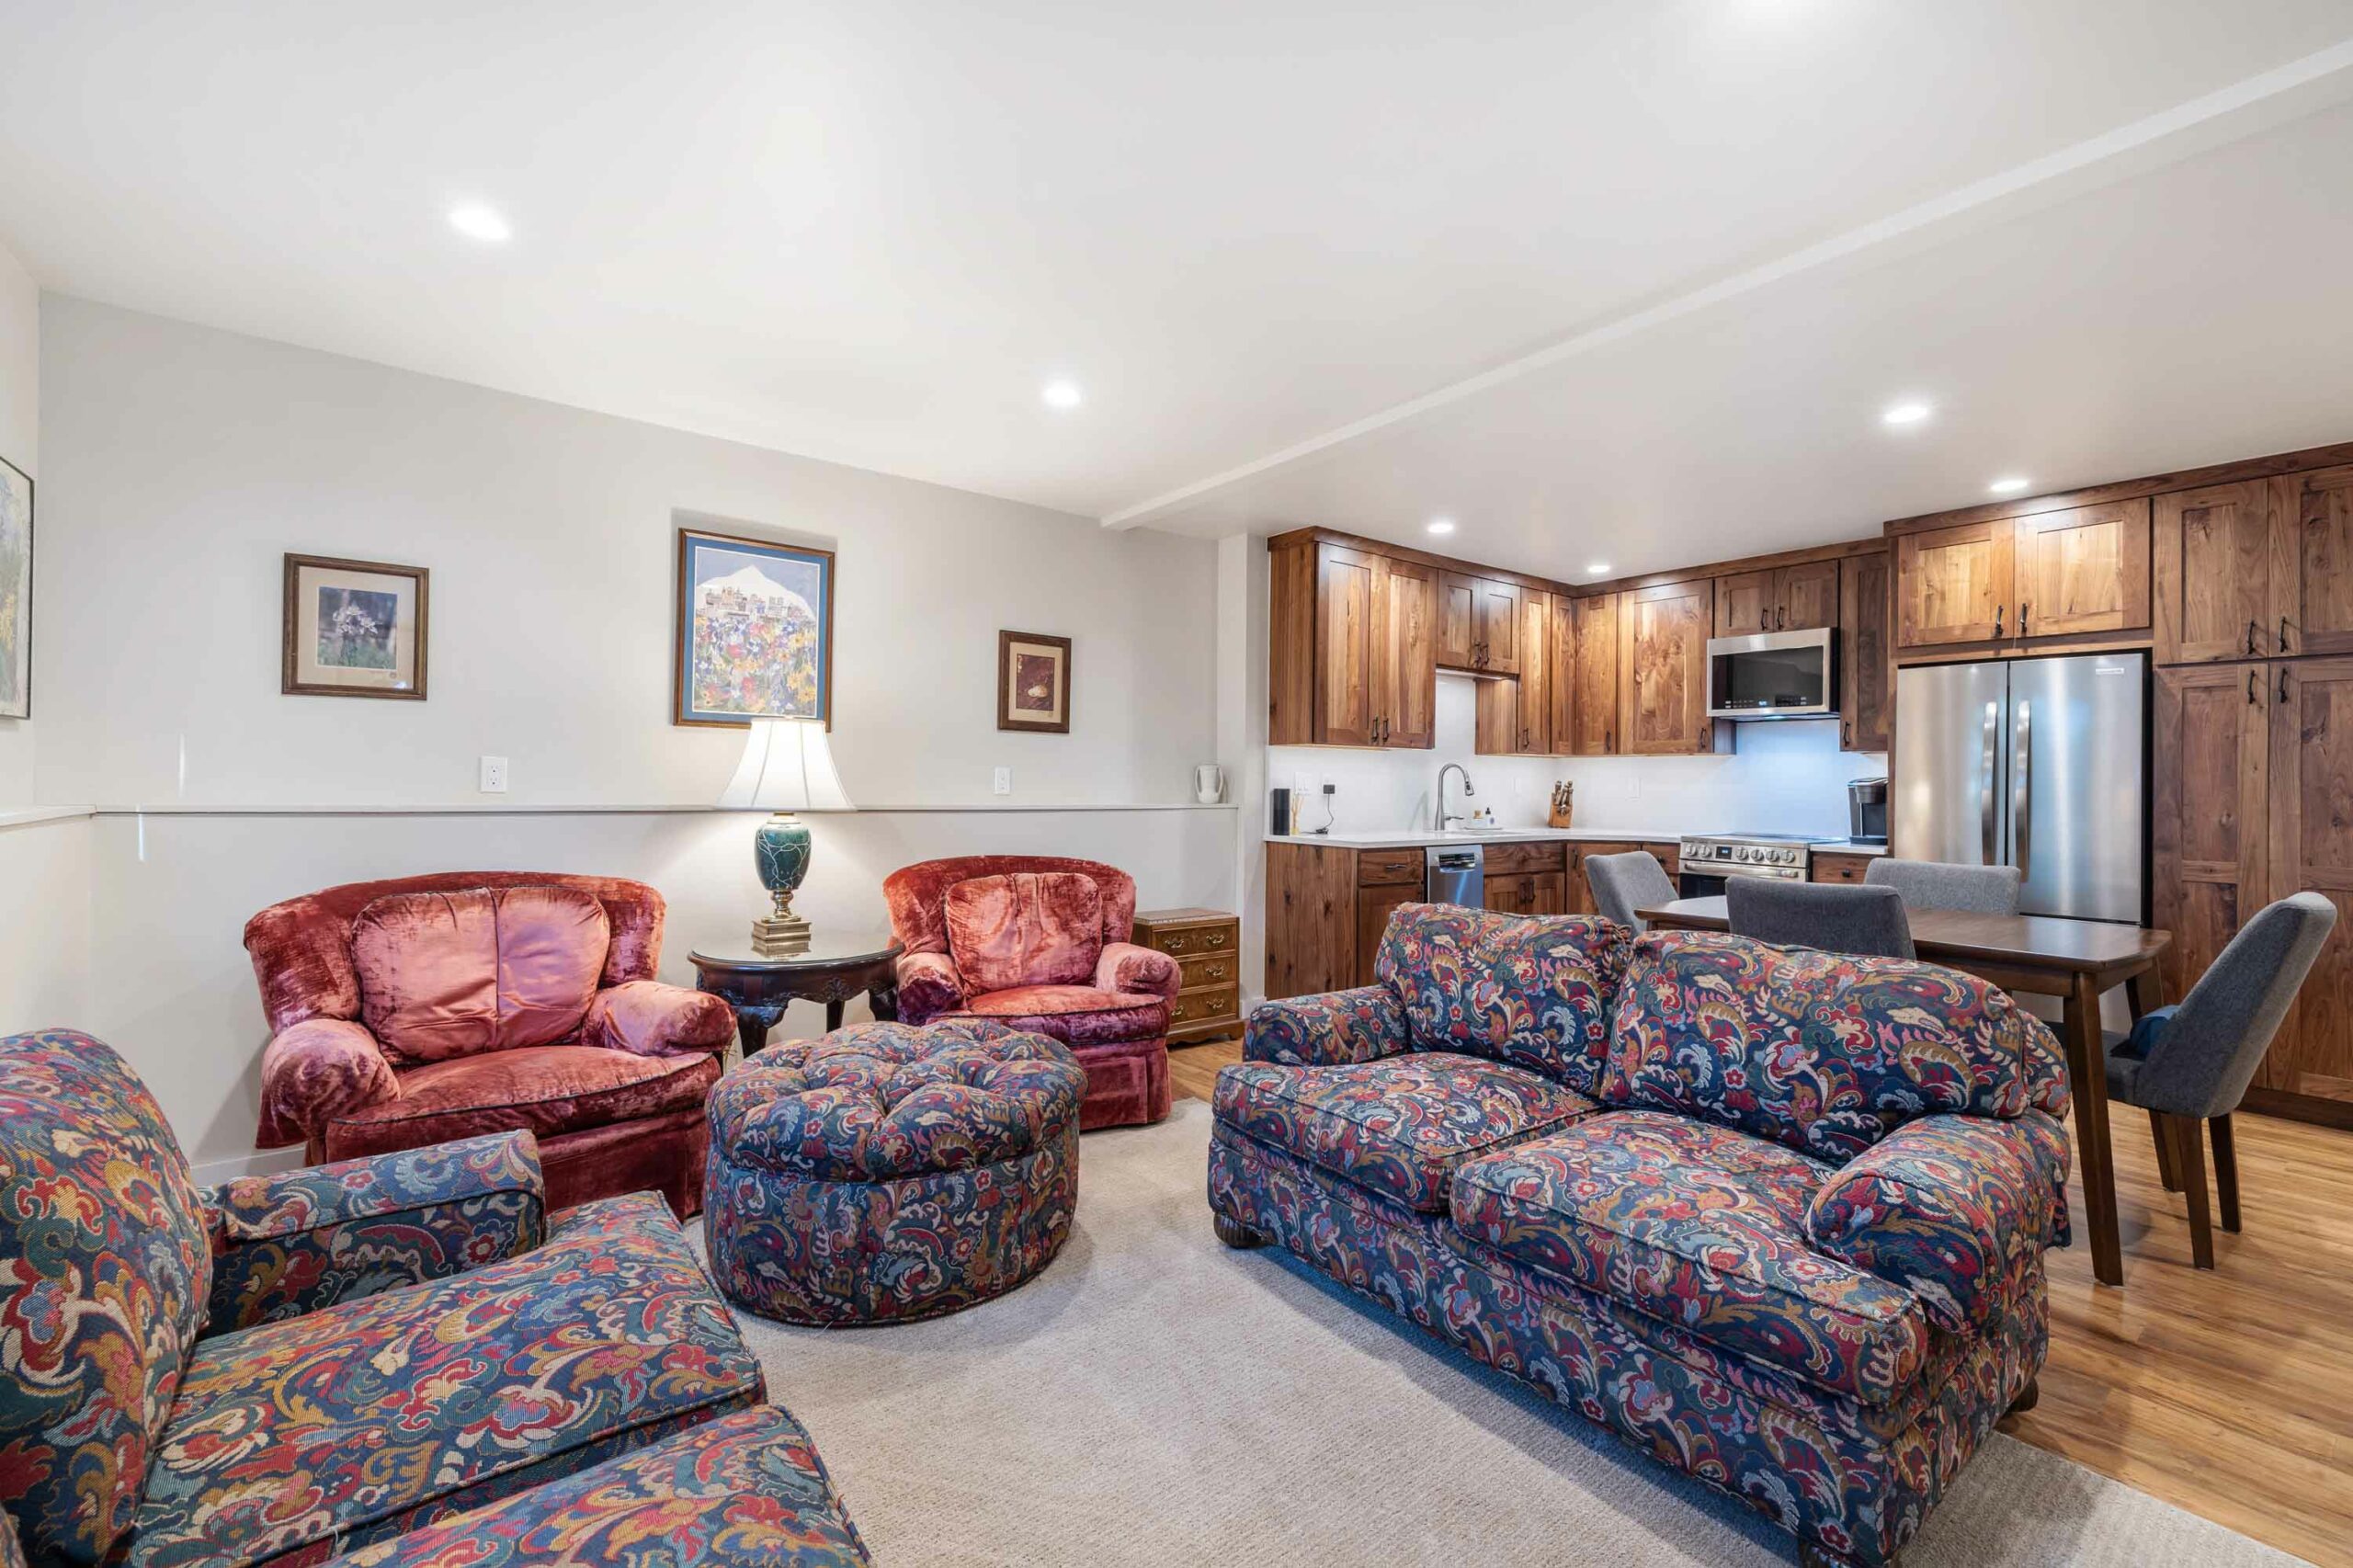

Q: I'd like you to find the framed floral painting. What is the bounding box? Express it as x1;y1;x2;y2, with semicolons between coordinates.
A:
997;630;1071;733
675;526;834;727
281;553;427;699
0;455;28;720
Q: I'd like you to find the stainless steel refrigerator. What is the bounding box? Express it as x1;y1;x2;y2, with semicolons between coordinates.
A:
1892;653;2145;924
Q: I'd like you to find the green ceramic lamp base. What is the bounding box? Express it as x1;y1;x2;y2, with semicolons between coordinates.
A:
751;811;814;956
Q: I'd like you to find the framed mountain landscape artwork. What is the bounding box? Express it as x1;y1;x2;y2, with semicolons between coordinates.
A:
675;526;834;727
0;456;28;719
996;629;1071;733
281;552;428;699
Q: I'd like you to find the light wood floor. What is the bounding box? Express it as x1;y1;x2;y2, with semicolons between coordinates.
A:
1167;1037;2353;1567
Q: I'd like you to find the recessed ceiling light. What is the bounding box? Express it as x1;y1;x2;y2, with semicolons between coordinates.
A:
1426;517;1456;536
1585;562;1612;576
1881;400;1932;427
447;203;511;243
1040;380;1083;410
1988;475;2031;495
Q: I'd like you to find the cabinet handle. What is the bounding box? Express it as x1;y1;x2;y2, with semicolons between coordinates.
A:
2281;616;2292;653
2248;669;2260;706
2246;619;2260;656
1994;604;2004;639
2019;601;2029;637
2279;665;2290;705
1206;932;1229;948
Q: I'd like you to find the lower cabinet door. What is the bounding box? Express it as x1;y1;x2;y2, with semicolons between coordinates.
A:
1356;884;1419;986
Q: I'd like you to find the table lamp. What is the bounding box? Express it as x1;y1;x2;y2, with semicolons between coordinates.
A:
719;719;851;955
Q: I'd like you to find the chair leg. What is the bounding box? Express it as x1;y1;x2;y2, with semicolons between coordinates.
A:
2150;1108;2180;1191
2167;1114;2216;1269
2210;1113;2242;1233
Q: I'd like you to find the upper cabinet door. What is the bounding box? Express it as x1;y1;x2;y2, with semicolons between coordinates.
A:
1475;578;1524;675
2012;499;2151;640
2155;481;2275;664
1895;518;2013;647
2277;464;2353;658
1714;570;1774;637
1377;558;1438;748
1620;577;1716;754
1436;571;1481;669
1778;559;1841;631
1557;592;1619;755
1516;591;1551;753
1313;543;1381;746
1839;551;1893;753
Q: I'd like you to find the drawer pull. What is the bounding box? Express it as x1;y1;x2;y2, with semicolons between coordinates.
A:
1206;932;1229;948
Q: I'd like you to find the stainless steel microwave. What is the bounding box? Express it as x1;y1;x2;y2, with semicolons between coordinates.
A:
1706;627;1836;720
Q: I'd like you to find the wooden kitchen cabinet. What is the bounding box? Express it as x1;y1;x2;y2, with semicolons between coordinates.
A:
1483;872;1565;917
1436;571;1480;668
1812;851;1876;885
1435;571;1523;675
1554;592;1620;756
1355;882;1420;986
1839;550;1893;752
2011;500;2150;640
1619;577;1724;755
1268;539;1437;748
1715;561;1838;637
2260;658;2353;1106
1567;842;1641;914
2154;479;2275;664
1475;577;1524;675
1895;518;2013;648
1475;590;1552;756
2277;464;2353;658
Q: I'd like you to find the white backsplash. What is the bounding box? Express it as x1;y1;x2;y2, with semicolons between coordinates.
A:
1270;675;1884;839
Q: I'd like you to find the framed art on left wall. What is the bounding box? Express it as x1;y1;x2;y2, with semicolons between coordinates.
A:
0;456;28;720
282;553;429;699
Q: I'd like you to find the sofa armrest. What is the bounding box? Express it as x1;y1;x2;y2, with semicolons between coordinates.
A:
256;1017;399;1148
582;980;736;1057
201;1131;548;1335
895;950;967;1024
1806;1111;2070;1334
1096;941;1181;999
1244;985;1408;1067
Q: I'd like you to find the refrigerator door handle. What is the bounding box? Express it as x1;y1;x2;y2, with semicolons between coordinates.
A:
1979;700;2000;866
2012;699;2032;881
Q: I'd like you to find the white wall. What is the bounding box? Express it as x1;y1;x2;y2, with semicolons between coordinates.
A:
35;297;1217;810
0;242;37;802
1270;675;1886;840
19;296;1239;1176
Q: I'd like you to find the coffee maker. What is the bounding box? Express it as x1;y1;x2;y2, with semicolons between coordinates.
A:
1847;776;1889;846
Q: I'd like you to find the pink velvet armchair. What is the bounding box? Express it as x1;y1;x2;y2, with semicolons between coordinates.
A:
882;855;1180;1130
243;871;736;1216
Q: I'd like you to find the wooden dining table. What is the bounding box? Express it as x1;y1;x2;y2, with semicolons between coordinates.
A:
1635;895;2172;1289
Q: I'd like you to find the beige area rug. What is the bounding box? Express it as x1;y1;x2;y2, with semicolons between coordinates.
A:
715;1101;2304;1567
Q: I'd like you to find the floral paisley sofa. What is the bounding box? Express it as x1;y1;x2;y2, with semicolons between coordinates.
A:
1208;904;2073;1568
0;1029;868;1568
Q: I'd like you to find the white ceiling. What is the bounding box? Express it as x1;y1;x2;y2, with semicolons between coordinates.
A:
3;3;2351;580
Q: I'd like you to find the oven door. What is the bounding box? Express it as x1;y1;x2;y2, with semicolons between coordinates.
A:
1678;869;1728;899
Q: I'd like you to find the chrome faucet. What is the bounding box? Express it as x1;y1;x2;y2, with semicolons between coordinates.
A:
1436;763;1476;832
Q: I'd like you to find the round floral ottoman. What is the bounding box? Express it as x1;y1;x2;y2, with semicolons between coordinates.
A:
704;1018;1086;1325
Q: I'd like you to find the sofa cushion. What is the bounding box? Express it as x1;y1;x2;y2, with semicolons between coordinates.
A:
354;886;612;1063
321;1045;722;1162
1374;903;1631;1096
945;871;1103;993
1601;930;2063;1165
1450;1110;1930;1405
0;1030;215;1568
956;983;1169;1047
324;1406;870;1567
127;1192;763;1568
1216;1053;1596;1214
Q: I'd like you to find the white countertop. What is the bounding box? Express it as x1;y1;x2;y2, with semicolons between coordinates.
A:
1267;826;1890;854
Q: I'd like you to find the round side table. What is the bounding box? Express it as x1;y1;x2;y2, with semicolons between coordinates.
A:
688;932;904;1056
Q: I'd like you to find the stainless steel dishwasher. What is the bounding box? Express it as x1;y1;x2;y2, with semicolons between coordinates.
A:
1424;843;1484;908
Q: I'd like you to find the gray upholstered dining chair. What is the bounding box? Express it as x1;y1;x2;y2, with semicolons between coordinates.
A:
1583;850;1677;934
2104;892;2336;1269
1864;858;2023;915
1725;879;1915;960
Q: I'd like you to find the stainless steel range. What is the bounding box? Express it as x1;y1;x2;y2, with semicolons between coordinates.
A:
1677;831;1840;896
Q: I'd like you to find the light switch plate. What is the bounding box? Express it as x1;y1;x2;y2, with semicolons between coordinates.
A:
479;756;509;793
993;767;1011;795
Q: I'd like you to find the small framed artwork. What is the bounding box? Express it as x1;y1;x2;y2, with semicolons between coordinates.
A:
0;455;29;720
281;553;428;699
675;526;835;727
997;630;1072;733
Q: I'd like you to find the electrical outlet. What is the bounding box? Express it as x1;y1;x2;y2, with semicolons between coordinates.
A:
479;756;508;793
993;767;1011;796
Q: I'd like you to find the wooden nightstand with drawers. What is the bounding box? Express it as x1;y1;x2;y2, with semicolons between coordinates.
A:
1131;906;1243;1046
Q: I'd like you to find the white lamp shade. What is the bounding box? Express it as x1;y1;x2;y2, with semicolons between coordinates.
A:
719;720;852;812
